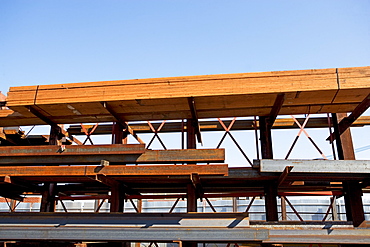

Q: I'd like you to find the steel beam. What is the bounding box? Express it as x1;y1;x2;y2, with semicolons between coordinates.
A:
0;146;224;165
0;213;258;242
268;93;285;125
187;97;202;144
102;102;144;144
328;94;370;141
258;159;370;173
265;229;370;244
67;116;370;135
0;164;228;177
0;227;266;242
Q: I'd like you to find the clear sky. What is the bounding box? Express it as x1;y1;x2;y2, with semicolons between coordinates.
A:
1;0;369;163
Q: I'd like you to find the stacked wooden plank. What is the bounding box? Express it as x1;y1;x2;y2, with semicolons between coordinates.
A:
2;66;370;126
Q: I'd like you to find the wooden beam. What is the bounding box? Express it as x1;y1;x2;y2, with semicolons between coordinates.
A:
3;66;369;125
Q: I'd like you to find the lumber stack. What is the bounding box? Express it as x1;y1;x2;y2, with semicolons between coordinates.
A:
2;66;370;126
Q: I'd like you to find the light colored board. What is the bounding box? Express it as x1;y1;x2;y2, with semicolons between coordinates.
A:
259;159;370;173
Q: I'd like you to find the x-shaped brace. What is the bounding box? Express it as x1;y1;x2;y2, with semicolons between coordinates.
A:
217;118;253;166
81;123;99;145
285;115;327;159
147;121;167;150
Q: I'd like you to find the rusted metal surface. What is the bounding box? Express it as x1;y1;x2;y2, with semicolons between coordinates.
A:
0;147;225;165
0;144;145;156
0;164;228;177
65;116;370;136
328;93;370;141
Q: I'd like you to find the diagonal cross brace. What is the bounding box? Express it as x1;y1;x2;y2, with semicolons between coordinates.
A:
327;93;370;142
187;97;202;144
285;115;327;160
147;121;167;149
217;117;253;166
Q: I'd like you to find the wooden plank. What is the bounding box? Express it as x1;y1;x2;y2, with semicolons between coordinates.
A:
2;66;369;125
0;164;228;177
6;68;341;106
8;67;337;91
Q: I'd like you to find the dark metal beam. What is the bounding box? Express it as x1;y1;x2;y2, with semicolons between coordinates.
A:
2;175;37;190
191;173;204;199
268;93;285;126
27;105;56;126
0;145;224;165
0;213;260;242
277;166;293;187
187;97;202;144
264;182;278;222
328;93;370;141
187;183;197;212
67;116;370;135
259;116;273;159
102;101;144;144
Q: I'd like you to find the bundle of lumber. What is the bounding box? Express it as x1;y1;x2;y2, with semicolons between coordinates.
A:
2;66;370;126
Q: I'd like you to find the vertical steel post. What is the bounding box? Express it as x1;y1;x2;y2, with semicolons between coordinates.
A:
186;118;197;213
112;122;126;144
281;197;287;221
259;116;279;221
110;125;126;213
187;119;196;149
185;119;198;247
40;124;60;212
187;184;197;212
333;113;365;227
259;116;273;159
232;197;238;213
110;184;125;213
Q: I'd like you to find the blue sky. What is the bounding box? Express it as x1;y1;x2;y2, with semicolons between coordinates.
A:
1;0;369;94
1;0;369;162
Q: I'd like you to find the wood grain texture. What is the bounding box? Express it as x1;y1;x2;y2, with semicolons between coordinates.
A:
2;66;369;126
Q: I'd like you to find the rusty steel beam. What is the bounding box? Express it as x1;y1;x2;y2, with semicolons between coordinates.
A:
268;93;285;126
0;144;145;156
187;97;202;144
0;145;224;165
328;94;370;141
0;164;229;177
102;102;145;144
1;176;37;190
27;105;56;126
67;116;370;135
